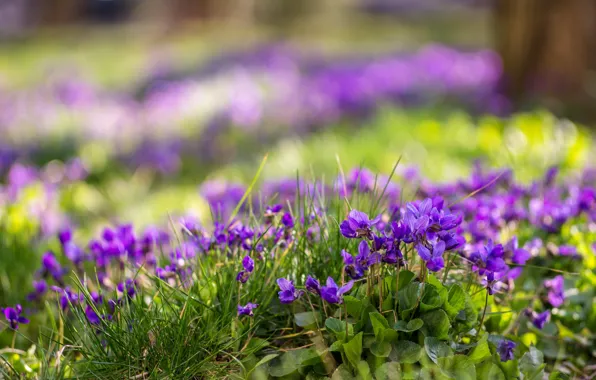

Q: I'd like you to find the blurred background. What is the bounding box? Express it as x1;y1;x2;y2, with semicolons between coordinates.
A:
0;0;594;232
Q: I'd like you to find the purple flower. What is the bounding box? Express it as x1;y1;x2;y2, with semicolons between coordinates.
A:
117;279;136;298
27;279;48;301
2;305;29;330
469;240;508;275
281;213;294;229
497;339;516;362
342;240;379;279
264;204;283;223
340;210;380;239
277;278;303;304
58;228;72;246
59;287;83;311
305;275;321;295
530;310;551;329
236;255;255;283
41;251;66;283
544;275;565;308
416;239;446;272
237;302;258;317
320;277;354;304
557;245;579;258
85;305;101;325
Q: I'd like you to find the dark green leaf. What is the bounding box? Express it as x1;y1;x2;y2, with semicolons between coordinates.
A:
424;337;454;365
398;270;417;290
421;284;444;312
394;340;422;364
421;309;451;340
394;318;424;333
398;282;421;319
325;318;353;342
344;296;363;318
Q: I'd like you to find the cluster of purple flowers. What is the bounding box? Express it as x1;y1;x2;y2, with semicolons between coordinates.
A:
1;163;591;360
0;44;504;175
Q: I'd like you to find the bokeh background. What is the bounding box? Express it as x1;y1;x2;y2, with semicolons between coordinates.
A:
0;0;594;233
1;0;596;362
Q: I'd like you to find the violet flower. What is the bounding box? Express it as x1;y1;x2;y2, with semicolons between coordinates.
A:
497;339;516;362
340;210;380;239
305;275;321;295
529;310;551;329
2;305;29;330
544;275;565;308
236;255;255;283
469;240;508;276
85;305;101;325
416;239;446;272
320;277;354;304
277;278;303;304
237;302;258;317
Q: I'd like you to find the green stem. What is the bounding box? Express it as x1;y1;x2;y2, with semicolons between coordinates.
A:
479;288;490;329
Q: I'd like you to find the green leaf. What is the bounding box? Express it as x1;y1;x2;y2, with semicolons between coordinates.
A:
245;337;269;352
468;335;491;364
268;348;320;377
371;341;392;358
370;312;390;339
268;351;300;377
343;332;364;368
344;296;363;318
331;364;355;380
329;340;344;352
374;362;401;380
477;360;506;380
519;346;545;380
436;355;476;380
382;329;398;343
397;270;417;289
394;318;424;333
549;371;570;380
426;275;448;304
325;318;353;341
444;284;466;319
421;309;451;340
394;340;422;364
356;360;372;380
295;311;321;329
424;337;454;365
455;292;478;332
248;354;279;376
398;282;421;319
421;284;444;312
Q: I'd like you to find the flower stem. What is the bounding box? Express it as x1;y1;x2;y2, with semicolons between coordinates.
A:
479;288;490;329
11;330;16;349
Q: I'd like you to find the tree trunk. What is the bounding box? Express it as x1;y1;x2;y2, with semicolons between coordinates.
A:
495;0;596;115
